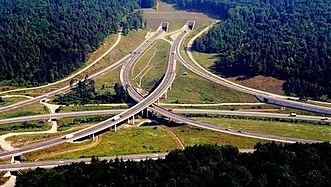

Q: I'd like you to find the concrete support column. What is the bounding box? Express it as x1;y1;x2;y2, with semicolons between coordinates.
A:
114;125;117;132
92;134;95;141
132;115;135;124
157;98;160;105
164;91;168;100
10;156;14;163
146;108;149;118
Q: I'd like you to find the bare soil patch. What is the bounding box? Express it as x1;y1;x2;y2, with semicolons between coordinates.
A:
228;75;285;95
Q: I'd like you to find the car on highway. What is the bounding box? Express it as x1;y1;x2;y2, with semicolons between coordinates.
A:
112;116;121;121
289;112;297;117
62;134;74;139
321;117;328;121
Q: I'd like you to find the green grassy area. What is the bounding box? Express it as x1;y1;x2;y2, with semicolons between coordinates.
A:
57;105;128;113
131;39;170;93
6;124;92;148
94;67;121;93
171;125;268;148
0;97;27;107
0;121;50;135
22;122;273;161
164;64;257;104
194;117;331;141
191;52;219;70
0;103;48;119
27;126;180;161
57;116;113;131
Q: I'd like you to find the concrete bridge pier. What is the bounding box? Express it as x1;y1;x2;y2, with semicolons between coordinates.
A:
132;115;135;124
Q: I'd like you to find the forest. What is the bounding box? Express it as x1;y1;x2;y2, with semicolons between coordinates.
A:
53;79;128;105
15;142;331;186
0;0;149;87
164;0;331;100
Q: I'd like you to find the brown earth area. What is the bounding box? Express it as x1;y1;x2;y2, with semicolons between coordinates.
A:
228;75;285;95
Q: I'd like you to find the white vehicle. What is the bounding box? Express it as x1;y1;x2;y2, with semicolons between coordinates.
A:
111;116;121;121
62;134;74;139
289;112;297;117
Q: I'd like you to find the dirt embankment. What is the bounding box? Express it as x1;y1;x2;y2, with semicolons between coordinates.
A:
228;75;285;95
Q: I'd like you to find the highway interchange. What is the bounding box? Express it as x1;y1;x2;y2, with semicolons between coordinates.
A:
0;21;330;171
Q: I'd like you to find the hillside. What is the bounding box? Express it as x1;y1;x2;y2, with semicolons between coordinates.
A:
0;0;144;86
165;0;331;100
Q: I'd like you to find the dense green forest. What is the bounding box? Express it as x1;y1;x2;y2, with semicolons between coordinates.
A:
0;0;146;87
16;142;331;186
53;79;128;105
164;0;331;100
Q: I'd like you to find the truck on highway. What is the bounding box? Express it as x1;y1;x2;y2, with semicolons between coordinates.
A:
62;134;74;139
289;112;297;117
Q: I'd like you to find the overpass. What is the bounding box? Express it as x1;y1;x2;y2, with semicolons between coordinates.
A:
0;22;170;159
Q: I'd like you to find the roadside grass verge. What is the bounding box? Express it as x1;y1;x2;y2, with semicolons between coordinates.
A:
191;52;219;69
170;125;268;148
193;117;331;142
7;124;92;149
0;97;27;107
0;121;49;135
57;116;113;131
26;126;180;161
131;40;170;93
0;103;48;119
57;105;128;113
164;64;257;104
94;67;121;93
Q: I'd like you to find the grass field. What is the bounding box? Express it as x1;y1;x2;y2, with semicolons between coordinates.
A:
170;125;268;148
57;116;112;131
0;121;50;135
194;117;331;141
26;126;180;161
131;40;170;93
6;124;92;149
57;105;128;113
0;103;48;119
0;97;27;107
164;64;257;104
22;121;274;161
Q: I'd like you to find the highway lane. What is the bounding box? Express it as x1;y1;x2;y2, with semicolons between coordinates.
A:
0;24;167;159
0;149;254;171
121;21;322;144
0;153;167;171
0;109;329;125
